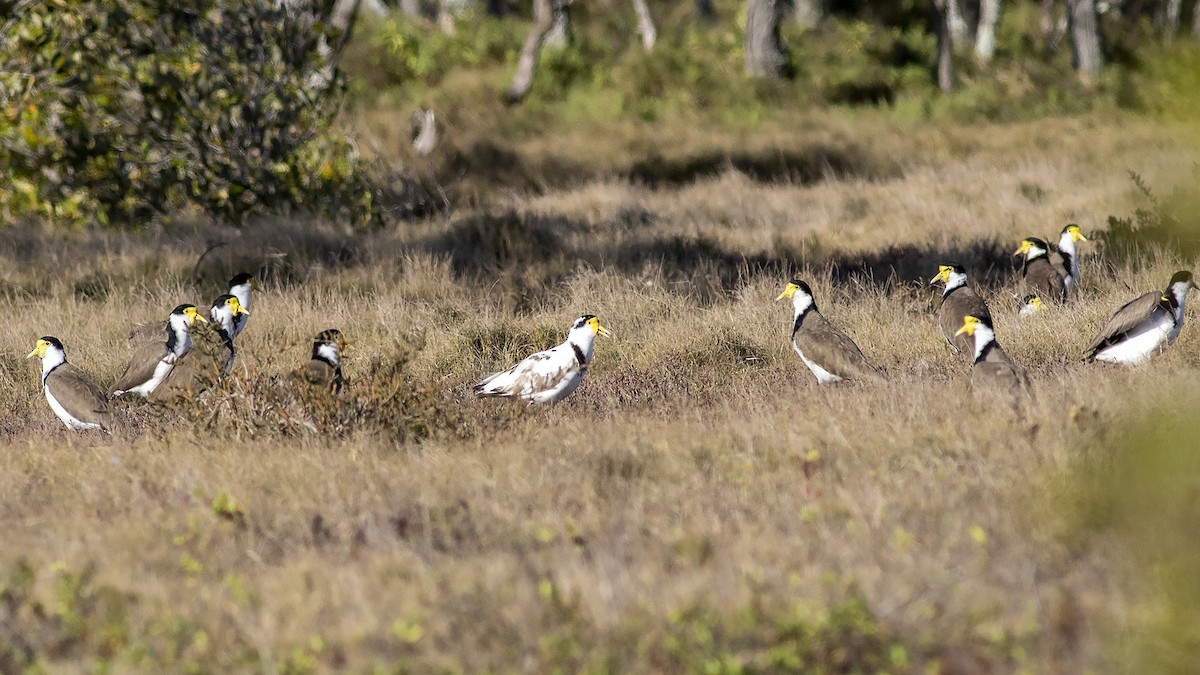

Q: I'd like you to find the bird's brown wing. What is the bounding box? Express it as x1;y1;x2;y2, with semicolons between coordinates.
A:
109;342;169;395
794;312;884;383
127;322;164;349
939;286;992;355
1085;290;1164;357
292;360;342;393
49;364;114;430
148;330;231;403
1024;258;1066;303
972;344;1031;404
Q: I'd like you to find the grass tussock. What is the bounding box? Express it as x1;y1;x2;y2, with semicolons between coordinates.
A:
0;116;1198;671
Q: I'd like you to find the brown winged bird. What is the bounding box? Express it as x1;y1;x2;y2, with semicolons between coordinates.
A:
777;280;884;384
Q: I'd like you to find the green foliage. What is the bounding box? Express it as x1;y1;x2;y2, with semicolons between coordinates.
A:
1102;167;1200;263
0;0;380;228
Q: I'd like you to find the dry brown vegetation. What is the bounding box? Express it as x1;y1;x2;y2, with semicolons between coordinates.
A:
1;113;1198;671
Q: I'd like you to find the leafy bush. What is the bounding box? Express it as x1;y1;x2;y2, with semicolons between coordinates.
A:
0;0;381;228
1102;167;1200;263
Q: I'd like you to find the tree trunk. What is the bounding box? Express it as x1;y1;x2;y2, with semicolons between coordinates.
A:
1164;0;1182;42
932;0;954;91
1067;0;1103;82
633;0;657;50
1194;0;1200;37
544;0;571;48
744;0;787;78
975;0;1000;62
504;0;559;103
793;0;823;27
399;0;422;17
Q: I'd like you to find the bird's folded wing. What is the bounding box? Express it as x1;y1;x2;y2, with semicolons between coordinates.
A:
109;342;168;394
52;365;113;420
795;321;881;381
1086;291;1162;354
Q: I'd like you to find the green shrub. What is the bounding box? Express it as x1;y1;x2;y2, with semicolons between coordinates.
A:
0;0;380;228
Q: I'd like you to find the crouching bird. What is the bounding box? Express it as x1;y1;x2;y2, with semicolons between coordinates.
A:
955;315;1032;408
292;329;347;395
474;315;612;404
1085;271;1194;365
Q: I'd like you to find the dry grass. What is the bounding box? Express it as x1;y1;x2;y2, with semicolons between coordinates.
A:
1;114;1198;671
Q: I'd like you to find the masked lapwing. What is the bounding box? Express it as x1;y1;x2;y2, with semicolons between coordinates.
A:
1055;224;1087;299
149;294;248;402
292;329;346;394
474;315;612;404
1018;294;1044;317
28;337;114;432
955;315;1032;404
777;280;883;384
110;304;207;398
1016;237;1066;304
931;264;993;355
226;272;253;340
1085;271;1195;365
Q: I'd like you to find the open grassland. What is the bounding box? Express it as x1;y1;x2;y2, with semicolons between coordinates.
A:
1;114;1199;671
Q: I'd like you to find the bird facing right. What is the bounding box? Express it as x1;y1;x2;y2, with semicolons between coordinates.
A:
474;315;612;404
1085;271;1195;365
293;329;347;394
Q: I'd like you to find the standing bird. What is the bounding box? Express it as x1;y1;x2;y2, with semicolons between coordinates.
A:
931;264;993;355
1085;271;1195;365
955;315;1032;405
1015;237;1067;304
110;304;207;397
292;329;347;394
474;315;612;404
1055;224;1087;299
1018;294;1044;317
149;294;249;402
777;280;883;384
226;272;254;340
28;337;114;432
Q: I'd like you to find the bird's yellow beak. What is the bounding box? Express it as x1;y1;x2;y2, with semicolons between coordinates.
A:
955;317;978;337
1014;241;1032;256
27;339;47;359
597;324;613;338
1072;228;1087;242
930;267;950;285
777;283;798;300
227;298;249;316
186;307;208;324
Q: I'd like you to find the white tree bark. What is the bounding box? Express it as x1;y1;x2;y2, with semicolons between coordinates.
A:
974;0;1000;62
948;0;969;45
1164;0;1182;42
933;0;954;91
633;0;657;51
544;0;571;48
744;0;787;78
793;0;823;27
1067;0;1103;82
504;0;563;103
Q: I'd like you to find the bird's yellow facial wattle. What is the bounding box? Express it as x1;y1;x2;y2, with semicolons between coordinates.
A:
1030;297;1044;310
26;339;48;359
930;266;952;285
955;316;980;337
1014;240;1033;256
226;298;249;316
776;282;800;300
185;306;208;324
1068;225;1087;242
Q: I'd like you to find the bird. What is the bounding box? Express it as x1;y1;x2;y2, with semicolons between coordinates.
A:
1015;237;1067;304
28;337;114;432
149;294;249;402
777;279;883;384
1055;224;1087;299
954;315;1032;405
930;264;993;355
1085;271;1195;365
110;304;207;398
292;329;346;394
226;272;254;340
474;315;612;404
1018;294;1044;317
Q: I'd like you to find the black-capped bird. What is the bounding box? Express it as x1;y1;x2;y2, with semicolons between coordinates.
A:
1085;271;1195;365
1015;237;1066;304
955;315;1032;405
28;337;114;432
149;294;249;402
931;264;993;355
1018;294;1044;317
1055;224;1087;299
292;329;346;394
110;304;207;398
777;279;883;384
474;315;612;404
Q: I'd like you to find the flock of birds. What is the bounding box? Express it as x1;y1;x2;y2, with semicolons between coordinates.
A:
25;224;1196;432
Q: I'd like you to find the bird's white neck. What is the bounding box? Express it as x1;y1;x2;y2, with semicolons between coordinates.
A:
315;342;340;366
567;327;597;364
40;347;66;381
210;306;237;336
229;283;252;311
1170;281;1192;323
1058;232;1079;276
972;325;997;363
791;292;815;320
944;271;967;296
167;314;193;357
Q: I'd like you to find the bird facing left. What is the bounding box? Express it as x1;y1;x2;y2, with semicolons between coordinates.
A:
28;336;114;432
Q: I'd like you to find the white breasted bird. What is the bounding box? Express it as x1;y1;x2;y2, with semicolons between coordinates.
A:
1018;294;1044;317
474;315;612;404
1055;224;1087;299
292;328;346;394
931;264;993;355
226;272;254;340
1085;271;1195;365
110;304;207;397
955;315;1032;405
1016;237;1066;304
777;280;883;384
29;337;114;432
149;294;249;402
